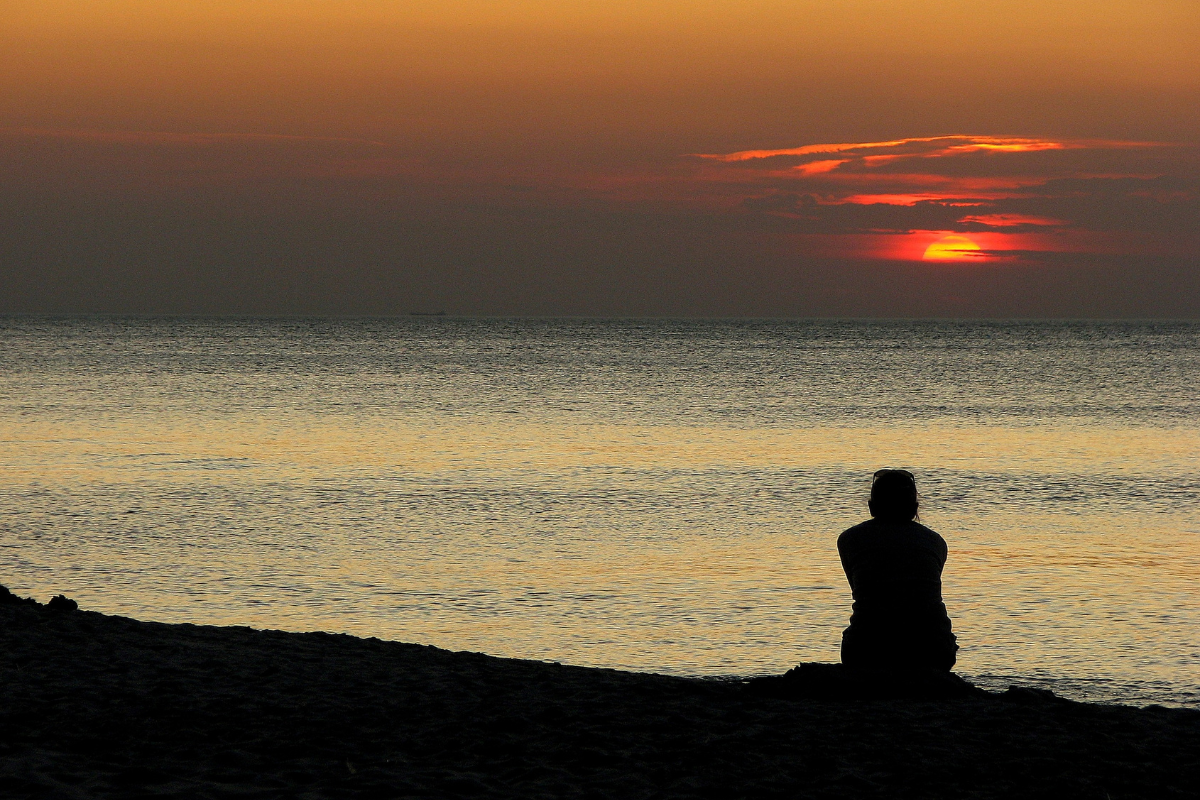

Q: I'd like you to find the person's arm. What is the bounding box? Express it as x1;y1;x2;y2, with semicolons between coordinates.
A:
837;533;857;593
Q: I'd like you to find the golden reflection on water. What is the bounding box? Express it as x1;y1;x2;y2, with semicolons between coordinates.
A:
3;414;1198;698
7;416;1198;473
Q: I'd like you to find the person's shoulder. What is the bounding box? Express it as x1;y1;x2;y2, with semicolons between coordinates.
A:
838;520;877;547
910;522;948;549
840;520;877;537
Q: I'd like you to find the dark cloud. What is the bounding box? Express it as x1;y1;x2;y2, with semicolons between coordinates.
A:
1;129;1197;317
741;193;817;212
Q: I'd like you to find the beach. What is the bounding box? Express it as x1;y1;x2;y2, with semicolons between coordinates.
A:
3;590;1197;799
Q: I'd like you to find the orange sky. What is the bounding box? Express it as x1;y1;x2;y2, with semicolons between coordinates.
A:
1;1;1198;315
5;2;1198;145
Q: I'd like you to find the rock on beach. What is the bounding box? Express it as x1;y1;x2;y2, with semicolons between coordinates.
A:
1;586;1197;799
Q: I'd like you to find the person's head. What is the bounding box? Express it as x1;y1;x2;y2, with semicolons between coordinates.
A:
868;469;919;522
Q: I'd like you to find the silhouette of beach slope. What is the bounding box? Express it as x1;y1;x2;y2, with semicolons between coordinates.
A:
2;586;1197;799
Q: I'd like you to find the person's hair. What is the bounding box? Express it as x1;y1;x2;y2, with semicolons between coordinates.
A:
868;469;919;522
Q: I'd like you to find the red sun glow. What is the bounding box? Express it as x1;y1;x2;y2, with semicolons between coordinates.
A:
923;235;982;261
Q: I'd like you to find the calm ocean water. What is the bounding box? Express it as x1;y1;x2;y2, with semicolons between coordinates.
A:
1;317;1197;707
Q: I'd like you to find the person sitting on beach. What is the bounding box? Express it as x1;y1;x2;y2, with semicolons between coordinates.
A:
837;469;958;672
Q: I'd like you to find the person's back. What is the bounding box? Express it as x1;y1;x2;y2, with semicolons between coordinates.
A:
838;470;958;671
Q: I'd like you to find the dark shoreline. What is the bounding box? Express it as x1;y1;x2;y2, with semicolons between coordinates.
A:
3;593;1198;799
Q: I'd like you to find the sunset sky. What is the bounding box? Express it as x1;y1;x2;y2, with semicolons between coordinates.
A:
2;1;1198;316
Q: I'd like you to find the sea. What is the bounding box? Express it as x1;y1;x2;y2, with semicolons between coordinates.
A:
1;317;1197;708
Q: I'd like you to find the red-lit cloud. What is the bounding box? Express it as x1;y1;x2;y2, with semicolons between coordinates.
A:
685;135;1193;262
699;135;1077;163
3;126;1193;271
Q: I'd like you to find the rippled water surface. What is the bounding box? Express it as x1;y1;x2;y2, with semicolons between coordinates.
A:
1;317;1197;707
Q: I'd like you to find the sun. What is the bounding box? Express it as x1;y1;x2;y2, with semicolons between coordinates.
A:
923;235;981;261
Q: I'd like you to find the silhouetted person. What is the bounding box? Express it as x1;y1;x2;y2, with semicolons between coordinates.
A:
838;470;958;671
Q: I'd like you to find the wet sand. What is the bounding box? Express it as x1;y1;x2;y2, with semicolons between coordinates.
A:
3;590;1197;799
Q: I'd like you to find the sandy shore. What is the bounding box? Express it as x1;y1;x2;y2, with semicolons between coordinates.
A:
3;589;1197;799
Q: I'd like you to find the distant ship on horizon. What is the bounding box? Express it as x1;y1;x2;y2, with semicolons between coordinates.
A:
409;311;447;316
